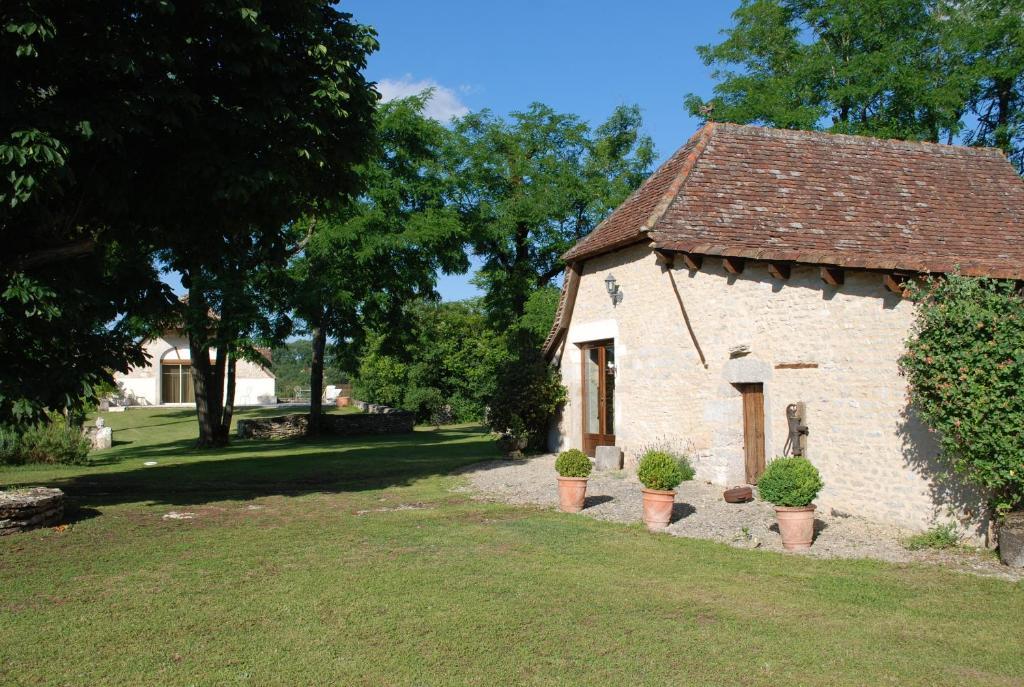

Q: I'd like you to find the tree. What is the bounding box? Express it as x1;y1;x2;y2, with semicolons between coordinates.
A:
2;2;379;441
446;103;655;328
944;0;1024;170
899;274;1024;518
684;0;971;143
354;299;512;423
288;93;468;434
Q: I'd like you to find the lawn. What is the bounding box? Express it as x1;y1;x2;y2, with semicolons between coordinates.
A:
1;409;1022;686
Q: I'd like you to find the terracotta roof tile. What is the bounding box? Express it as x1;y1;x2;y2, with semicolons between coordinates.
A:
566;123;1024;277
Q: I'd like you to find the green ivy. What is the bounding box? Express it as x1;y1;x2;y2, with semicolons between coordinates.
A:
900;274;1024;517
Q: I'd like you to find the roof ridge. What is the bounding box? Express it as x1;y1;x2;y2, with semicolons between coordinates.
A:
712;121;1007;158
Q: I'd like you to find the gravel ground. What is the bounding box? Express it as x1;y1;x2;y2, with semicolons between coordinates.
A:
458;454;1021;581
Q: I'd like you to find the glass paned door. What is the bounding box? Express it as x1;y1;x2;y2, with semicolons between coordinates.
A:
581;341;615;456
161;363;194;404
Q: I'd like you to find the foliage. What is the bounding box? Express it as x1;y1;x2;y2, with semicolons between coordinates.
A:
686;0;1024;169
555;449;592;478
899;274;1024;516
355;300;512;423
758;457;823;507
271;340;348;400
0;418;90;465
636;439;698;481
904;523;962;551
2;2;379;434
446;103;655;327
486;334;567;452
402;386;446;426
287;93;469;431
354;345;410;409
637;450;690;491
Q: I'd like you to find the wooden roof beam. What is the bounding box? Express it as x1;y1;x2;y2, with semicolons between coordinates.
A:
722;256;745;274
820;266;844;286
680;253;703;271
767;262;791;280
883;273;911;295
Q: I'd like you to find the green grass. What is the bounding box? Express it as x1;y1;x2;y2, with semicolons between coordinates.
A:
1;408;1023;686
905;523;962;551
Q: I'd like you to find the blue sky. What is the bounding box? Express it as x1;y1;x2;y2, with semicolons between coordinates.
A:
342;0;742;300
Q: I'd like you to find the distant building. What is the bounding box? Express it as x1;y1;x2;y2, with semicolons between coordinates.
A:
544;122;1024;537
115;327;275;406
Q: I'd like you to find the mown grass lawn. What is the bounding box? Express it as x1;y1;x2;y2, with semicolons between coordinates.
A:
1;408;1022;686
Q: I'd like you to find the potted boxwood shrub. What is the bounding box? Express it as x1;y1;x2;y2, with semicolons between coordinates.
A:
758;456;824;550
555;449;592;513
637;450;695;530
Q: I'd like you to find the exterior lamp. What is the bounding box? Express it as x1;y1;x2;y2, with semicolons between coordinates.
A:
604;273;623;306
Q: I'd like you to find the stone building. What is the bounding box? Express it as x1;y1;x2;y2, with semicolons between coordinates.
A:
115;327;276;407
543;122;1024;536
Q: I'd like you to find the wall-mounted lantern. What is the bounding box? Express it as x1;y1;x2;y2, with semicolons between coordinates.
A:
604;273;623;306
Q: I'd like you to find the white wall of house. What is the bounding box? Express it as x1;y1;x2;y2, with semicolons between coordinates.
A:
114;331;276;407
553;243;986;537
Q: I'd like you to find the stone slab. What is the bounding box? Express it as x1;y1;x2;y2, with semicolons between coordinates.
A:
594;445;623;471
999;512;1024;567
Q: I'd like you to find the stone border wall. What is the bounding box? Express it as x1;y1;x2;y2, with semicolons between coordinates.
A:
237;408;415;440
0;488;64;536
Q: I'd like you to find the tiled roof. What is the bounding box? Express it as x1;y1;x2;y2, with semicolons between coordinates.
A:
564;122;1024;278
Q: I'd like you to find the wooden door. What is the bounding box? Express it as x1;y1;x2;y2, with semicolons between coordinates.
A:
581;341;615;456
739;383;766;483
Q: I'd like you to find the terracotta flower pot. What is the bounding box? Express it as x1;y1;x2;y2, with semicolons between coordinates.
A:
557;477;588;513
641;488;676;530
775;504;817;550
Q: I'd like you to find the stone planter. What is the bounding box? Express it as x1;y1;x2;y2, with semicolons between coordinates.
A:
557;477;588;513
641;488;676;530
775;504;817;550
998;511;1024;567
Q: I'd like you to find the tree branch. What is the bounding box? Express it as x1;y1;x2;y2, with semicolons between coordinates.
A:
15;239;97;269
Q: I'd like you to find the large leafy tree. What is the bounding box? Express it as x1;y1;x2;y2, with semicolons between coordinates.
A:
2;2;379;439
684;0;972;143
945;0;1024;170
288;94;468;434
446;103;655;328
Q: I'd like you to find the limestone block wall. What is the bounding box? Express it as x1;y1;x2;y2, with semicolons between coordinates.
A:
237;410;416;440
553;243;986;536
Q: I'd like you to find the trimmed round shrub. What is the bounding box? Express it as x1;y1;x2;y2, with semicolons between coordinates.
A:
637;450;690;491
555;449;592;478
757;457;823;507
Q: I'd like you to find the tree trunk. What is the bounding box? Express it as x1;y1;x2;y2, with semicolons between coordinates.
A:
220;345;237;445
189;329;228;448
309;320;327;436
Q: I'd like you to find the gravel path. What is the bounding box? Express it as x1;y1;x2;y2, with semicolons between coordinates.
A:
459;454;1021;581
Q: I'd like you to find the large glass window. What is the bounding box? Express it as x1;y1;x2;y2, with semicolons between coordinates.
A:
161;363;194;404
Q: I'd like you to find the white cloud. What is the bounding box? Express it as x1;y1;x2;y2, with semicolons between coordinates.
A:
377;75;470;122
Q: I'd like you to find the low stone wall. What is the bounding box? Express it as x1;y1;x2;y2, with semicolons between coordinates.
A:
237;410;415;440
0;487;64;536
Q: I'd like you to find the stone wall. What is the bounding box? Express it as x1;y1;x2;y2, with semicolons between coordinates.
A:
237;409;415;440
553;243;987;537
0;488;64;536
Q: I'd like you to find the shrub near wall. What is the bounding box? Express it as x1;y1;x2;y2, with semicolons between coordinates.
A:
900;275;1024;517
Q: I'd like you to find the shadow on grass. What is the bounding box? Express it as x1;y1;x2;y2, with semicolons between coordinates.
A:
38;425;503;510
